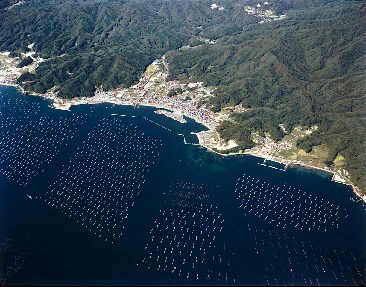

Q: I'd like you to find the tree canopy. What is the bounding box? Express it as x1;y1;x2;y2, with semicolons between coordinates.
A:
167;1;366;189
1;0;365;189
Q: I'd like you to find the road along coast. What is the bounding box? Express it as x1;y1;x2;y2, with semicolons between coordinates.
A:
1;52;364;202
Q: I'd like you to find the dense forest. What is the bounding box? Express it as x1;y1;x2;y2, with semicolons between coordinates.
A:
0;0;365;189
0;0;261;96
0;0;335;97
167;1;366;189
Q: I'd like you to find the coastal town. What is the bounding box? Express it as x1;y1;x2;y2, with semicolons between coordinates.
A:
0;43;44;87
0;49;364;202
1;1;365;285
0;52;25;85
43;56;230;131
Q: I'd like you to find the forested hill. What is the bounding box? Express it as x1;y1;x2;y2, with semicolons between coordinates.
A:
0;0;337;97
0;0;260;97
0;0;365;190
167;0;366;190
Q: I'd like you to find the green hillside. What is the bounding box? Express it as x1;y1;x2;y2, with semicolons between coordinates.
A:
0;0;365;190
167;1;366;189
0;0;257;97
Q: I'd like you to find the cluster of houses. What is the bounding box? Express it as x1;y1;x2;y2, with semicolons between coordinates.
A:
244;2;287;23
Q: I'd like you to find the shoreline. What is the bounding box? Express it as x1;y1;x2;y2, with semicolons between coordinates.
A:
202;142;365;202
1;82;364;204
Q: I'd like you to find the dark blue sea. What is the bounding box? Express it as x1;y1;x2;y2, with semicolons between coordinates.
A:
0;85;365;285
